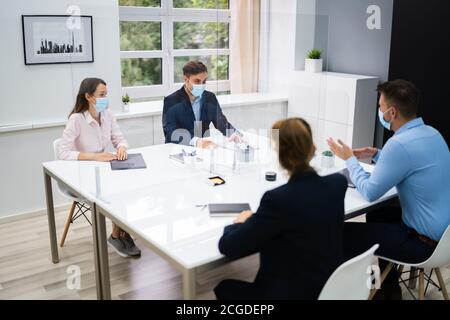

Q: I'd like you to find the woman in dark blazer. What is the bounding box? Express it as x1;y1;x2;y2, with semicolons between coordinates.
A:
214;118;348;300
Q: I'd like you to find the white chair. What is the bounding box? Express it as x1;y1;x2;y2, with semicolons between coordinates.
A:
53;138;91;247
319;244;379;300
375;225;450;300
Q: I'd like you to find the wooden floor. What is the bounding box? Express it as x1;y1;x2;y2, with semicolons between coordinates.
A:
0;207;448;300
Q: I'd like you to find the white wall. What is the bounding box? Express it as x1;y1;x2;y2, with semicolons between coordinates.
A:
0;0;122;126
295;0;394;147
263;0;298;96
0;0;121;217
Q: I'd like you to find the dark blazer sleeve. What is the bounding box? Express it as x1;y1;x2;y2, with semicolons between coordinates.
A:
211;94;236;137
163;97;192;145
218;192;281;258
162;96;177;144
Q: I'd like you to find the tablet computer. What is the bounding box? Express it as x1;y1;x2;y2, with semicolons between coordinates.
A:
208;203;251;216
110;153;147;170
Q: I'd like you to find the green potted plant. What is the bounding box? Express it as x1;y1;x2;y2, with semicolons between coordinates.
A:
305;49;323;73
121;93;130;112
321;150;335;168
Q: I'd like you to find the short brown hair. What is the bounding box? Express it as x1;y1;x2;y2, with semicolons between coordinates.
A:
183;61;208;76
377;79;419;119
272;118;315;175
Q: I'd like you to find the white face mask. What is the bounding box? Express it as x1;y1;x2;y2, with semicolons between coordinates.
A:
190;83;206;97
95;97;109;113
378;107;392;131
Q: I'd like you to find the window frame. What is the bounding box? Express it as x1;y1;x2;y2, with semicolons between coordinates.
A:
119;0;231;99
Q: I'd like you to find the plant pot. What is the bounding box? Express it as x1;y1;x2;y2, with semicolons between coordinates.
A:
321;153;335;168
305;58;323;73
122;103;130;112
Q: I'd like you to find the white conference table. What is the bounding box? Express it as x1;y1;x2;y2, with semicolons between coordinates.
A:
43;142;397;300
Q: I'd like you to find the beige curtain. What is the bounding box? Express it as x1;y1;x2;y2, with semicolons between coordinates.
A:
230;0;260;93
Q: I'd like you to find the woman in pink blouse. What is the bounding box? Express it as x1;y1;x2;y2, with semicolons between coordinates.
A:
59;77;141;258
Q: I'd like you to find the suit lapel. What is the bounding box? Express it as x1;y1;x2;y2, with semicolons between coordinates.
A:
200;95;208;121
179;86;195;123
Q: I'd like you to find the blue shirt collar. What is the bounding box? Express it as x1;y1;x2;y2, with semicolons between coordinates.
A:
395;117;424;136
193;95;202;103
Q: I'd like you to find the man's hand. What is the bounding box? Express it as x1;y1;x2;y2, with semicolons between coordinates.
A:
116;146;128;161
353;147;378;160
228;132;243;143
326;138;354;160
196;138;217;149
234;210;254;224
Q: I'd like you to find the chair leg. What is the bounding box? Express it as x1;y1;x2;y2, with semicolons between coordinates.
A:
435;268;449;300
60;201;76;247
379;262;394;284
369;262;394;300
418;269;425;300
409;267;418;289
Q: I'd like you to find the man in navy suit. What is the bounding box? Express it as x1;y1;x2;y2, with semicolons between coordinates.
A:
163;61;241;147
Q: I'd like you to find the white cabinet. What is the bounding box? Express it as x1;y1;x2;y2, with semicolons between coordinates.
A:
288;71;379;152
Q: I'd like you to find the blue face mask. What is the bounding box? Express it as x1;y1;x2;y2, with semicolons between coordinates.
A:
95;97;109;113
378;108;392;131
191;84;206;97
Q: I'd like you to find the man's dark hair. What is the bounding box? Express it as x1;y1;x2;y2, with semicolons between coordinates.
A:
183;61;208;76
377;79;420;119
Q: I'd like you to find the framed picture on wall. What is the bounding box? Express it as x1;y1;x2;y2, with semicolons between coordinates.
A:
21;15;94;65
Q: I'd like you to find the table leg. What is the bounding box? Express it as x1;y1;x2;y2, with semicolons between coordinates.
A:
44;170;59;264
93;204;111;300
183;268;196;300
91;205;103;299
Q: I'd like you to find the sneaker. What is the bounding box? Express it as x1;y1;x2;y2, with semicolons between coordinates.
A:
108;235;131;258
121;234;141;258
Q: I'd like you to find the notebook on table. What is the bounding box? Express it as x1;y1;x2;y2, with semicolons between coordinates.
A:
110;153;147;170
208;203;251;217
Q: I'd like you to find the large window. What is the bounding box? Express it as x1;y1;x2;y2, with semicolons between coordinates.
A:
119;0;230;100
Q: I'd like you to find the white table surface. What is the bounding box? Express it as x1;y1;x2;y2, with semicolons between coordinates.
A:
43;142;396;270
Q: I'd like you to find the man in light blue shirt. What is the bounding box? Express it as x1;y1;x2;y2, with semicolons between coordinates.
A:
328;79;450;299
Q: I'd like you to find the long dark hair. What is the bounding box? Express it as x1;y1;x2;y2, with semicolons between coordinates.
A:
69;77;106;118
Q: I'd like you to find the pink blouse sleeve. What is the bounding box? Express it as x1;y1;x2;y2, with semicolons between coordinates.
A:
58;115;81;160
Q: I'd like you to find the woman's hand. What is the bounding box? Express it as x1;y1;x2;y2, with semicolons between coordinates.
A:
234;210;254;224
94;152;117;162
117;146;128;161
